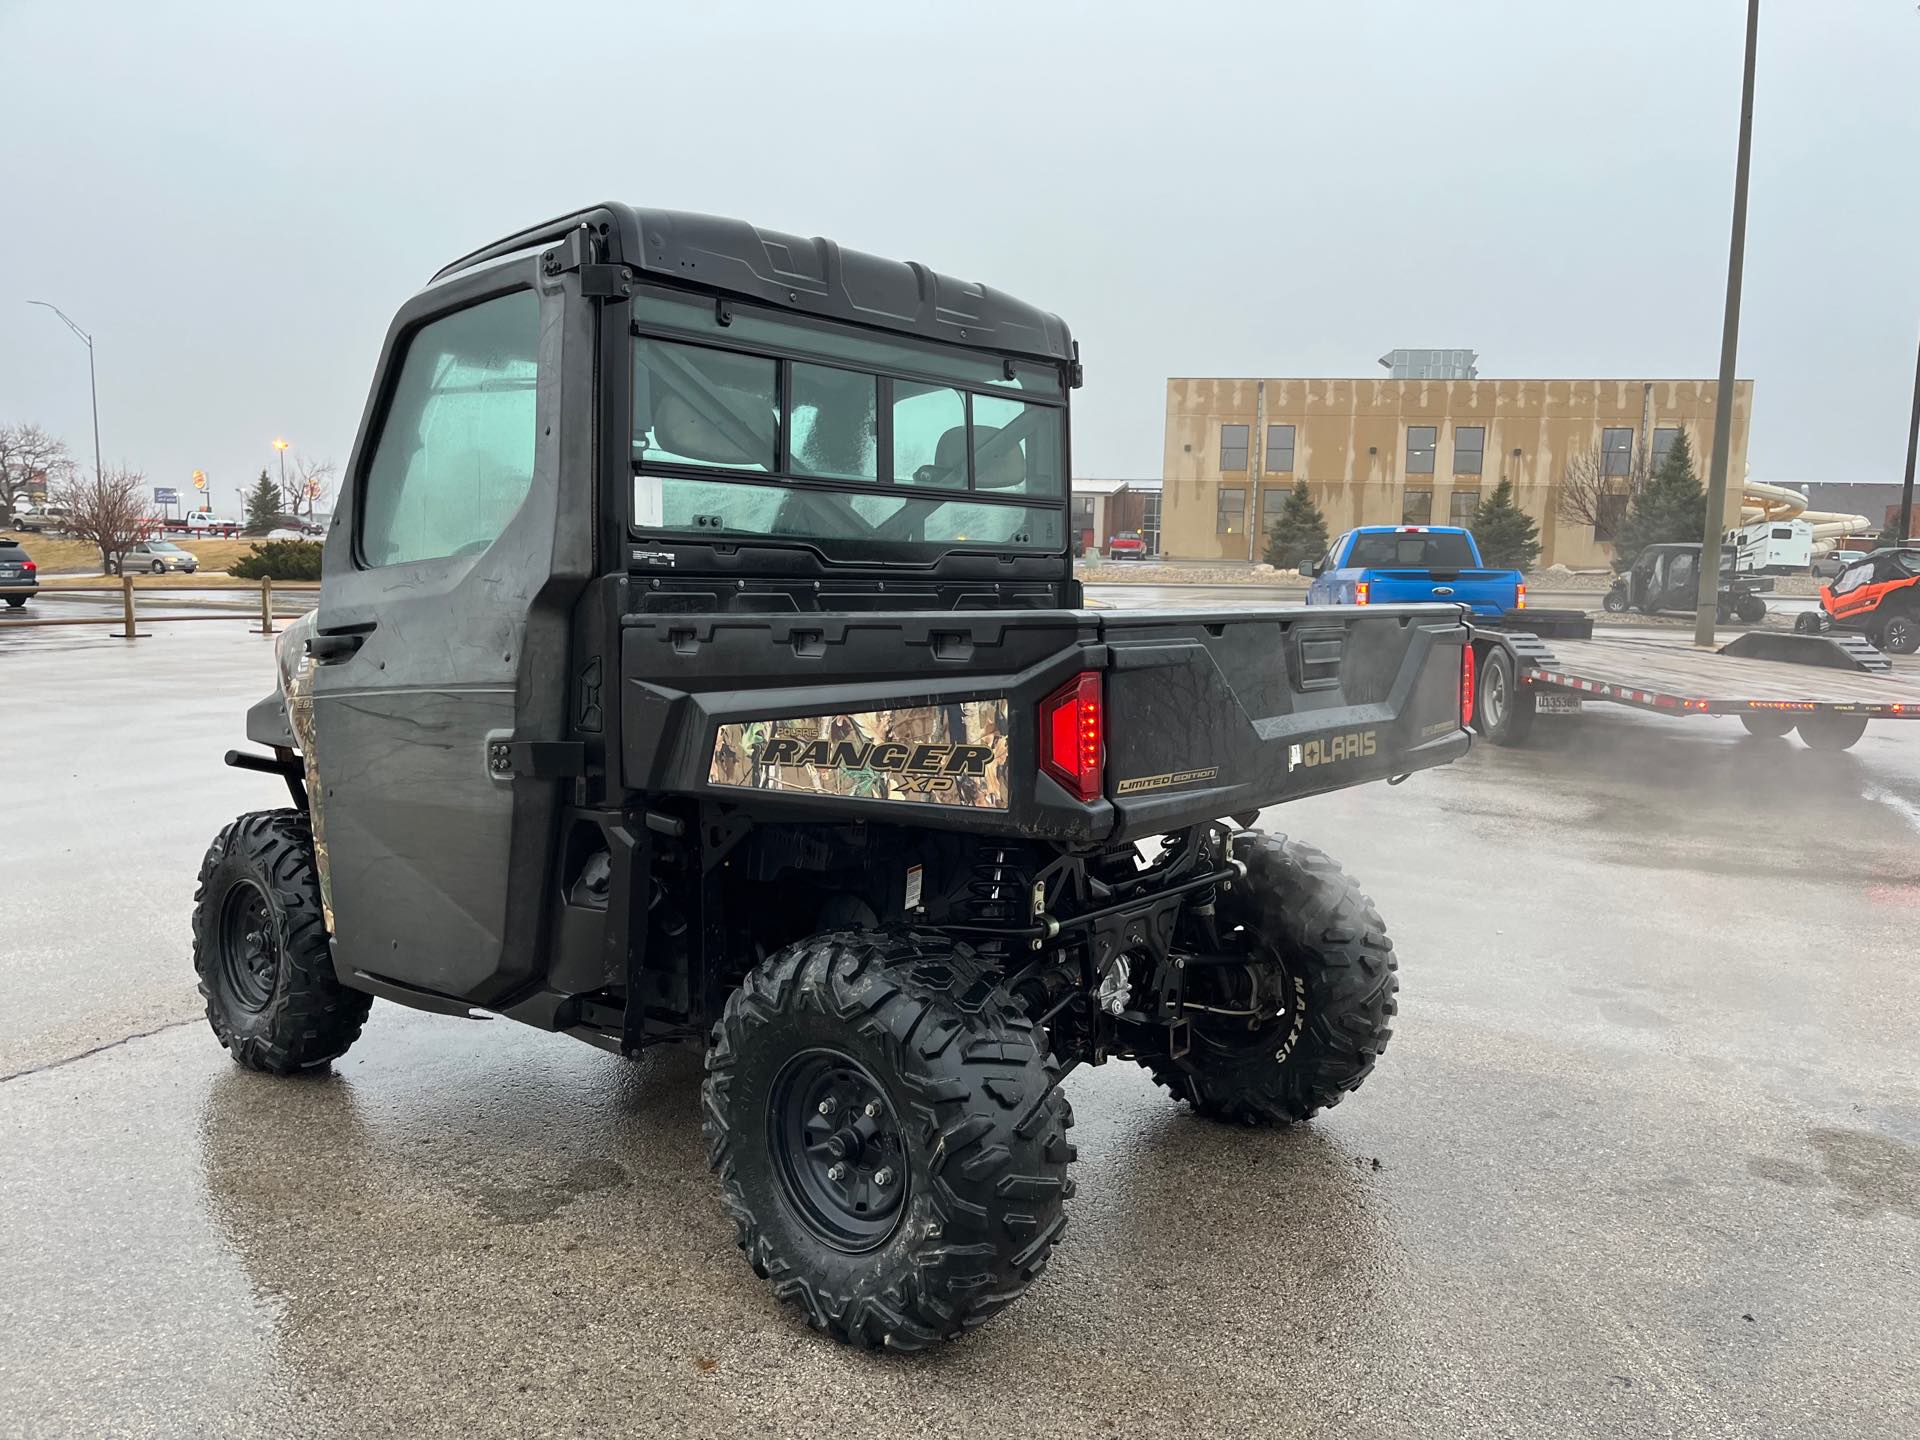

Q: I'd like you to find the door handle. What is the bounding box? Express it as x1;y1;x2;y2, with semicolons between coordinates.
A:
308;629;370;662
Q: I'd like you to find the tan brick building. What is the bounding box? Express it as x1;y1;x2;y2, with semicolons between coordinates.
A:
1160;376;1752;568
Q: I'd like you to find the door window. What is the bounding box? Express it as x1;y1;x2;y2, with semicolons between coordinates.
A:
1833;561;1876;596
359;291;540;568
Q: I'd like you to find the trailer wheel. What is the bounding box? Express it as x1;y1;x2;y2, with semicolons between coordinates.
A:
1797;714;1868;752
1740;714;1794;739
1602;585;1629;614
1474;646;1535;745
703;929;1074;1350
1146;833;1396;1126
191;809;371;1074
1736;594;1767;624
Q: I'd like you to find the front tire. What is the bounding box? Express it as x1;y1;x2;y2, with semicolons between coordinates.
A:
1146;833;1397;1126
1602;585;1629;614
191;809;370;1073
1475;645;1536;745
703;930;1074;1350
1736;594;1767;624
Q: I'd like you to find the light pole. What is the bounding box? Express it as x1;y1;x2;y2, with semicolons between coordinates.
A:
26;301;104;486
273;437;290;514
1694;0;1760;648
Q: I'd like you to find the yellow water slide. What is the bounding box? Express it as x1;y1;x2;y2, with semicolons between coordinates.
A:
1739;479;1871;555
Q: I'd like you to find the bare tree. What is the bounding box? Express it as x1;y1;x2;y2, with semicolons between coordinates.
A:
0;423;77;524
289;456;336;521
57;466;152;574
1555;444;1648;529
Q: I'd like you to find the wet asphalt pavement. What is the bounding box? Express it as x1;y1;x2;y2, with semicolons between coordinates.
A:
3;614;1918;1440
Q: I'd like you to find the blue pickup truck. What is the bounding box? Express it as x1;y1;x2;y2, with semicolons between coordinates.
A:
1302;525;1524;617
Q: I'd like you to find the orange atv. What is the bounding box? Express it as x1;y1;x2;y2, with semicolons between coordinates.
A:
1803;547;1920;654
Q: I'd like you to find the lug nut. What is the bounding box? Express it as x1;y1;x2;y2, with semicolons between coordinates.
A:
817;1098;836;1116
826;1162;846;1181
872;1167;894;1187
863;1101;881;1118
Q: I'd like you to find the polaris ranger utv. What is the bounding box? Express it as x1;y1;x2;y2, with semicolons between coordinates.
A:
196;204;1471;1350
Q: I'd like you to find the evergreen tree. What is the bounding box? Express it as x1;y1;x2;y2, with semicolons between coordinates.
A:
244;470;281;534
1469;478;1540;571
1612;428;1705;570
1264;482;1330;568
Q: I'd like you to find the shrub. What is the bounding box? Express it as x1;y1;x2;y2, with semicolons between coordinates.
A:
229;539;323;581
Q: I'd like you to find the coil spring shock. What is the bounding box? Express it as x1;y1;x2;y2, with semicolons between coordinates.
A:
959;846;1037;927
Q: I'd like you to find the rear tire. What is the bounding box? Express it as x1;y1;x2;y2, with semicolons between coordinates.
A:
191;809;370;1073
1880;611;1919;655
703;930;1074;1350
1474;646;1536;746
1602;585;1629;614
1740;714;1795;739
4;595;23;609
1798;714;1868;752
1145;833;1397;1125
1736;595;1767;624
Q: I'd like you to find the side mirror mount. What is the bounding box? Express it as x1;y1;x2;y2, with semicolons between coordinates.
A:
1298;563;1316;578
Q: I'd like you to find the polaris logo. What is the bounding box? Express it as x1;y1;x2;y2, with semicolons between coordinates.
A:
1288;730;1378;771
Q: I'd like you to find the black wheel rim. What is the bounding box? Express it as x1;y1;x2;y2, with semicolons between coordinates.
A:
218;880;279;1012
1888;617;1913;650
769;1049;908;1253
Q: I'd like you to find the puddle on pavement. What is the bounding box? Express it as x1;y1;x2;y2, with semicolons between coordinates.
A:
1748;1126;1920;1220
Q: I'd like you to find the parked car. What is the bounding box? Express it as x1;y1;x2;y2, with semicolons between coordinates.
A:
0;536;38;607
113;540;199;575
166;513;244;537
1105;531;1147;560
11;506;70;534
1813;548;1871;580
1304;525;1523;617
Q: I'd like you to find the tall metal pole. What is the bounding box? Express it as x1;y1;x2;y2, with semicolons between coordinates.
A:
1898;329;1918;544
1695;0;1760;647
27;301;104;484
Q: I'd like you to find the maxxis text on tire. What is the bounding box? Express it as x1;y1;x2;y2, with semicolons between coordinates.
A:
191;808;371;1074
1474;645;1535;746
702;929;1075;1350
1146;832;1397;1126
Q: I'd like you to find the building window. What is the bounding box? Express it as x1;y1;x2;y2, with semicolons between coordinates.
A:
1453;425;1484;475
1220;424;1249;471
1602;427;1634;476
1449;490;1480;528
1406;426;1436;474
1266;424;1295;473
1595;491;1629;541
1261;484;1289;530
1217;486;1246;534
1651;426;1682;472
1402;489;1433;525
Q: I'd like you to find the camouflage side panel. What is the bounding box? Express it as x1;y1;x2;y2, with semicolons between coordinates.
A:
275;615;333;929
709;700;1010;810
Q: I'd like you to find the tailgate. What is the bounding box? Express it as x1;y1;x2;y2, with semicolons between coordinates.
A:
1365;569;1516;614
1097;604;1470;841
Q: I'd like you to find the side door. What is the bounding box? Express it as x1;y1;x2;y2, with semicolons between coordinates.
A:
305;265;592;1007
1827;559;1881;623
1305;535;1343;602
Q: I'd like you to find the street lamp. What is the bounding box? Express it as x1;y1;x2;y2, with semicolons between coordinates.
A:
26;301;104;486
273;438;290;511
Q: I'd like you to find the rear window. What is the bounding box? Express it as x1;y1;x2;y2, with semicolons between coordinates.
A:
1346;531;1478;568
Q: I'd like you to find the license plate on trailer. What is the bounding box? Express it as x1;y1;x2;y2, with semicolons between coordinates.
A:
1534;693;1582;716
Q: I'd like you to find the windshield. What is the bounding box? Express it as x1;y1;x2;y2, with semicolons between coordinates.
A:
1346;531;1478;568
630;292;1066;557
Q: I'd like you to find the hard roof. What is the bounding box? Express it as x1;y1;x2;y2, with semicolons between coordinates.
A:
433;203;1074;366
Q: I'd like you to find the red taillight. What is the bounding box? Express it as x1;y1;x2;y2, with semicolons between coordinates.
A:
1355;581;1370;605
1515;582;1526;610
1460;643;1476;727
22;561;35;573
1039;672;1103;802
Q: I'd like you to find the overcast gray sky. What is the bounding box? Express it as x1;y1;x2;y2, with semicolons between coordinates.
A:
3;0;1916;515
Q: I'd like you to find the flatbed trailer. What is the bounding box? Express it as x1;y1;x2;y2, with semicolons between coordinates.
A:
1468;617;1920;751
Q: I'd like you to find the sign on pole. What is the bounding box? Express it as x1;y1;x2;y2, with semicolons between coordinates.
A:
153;487;180;506
191;470;207;490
